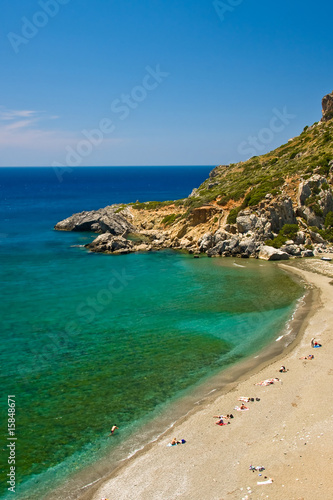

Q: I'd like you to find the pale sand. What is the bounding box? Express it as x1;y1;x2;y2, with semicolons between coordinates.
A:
87;258;333;500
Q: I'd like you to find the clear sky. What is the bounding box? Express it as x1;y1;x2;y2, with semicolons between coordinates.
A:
1;0;333;167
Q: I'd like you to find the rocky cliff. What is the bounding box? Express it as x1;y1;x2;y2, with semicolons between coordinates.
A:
55;92;333;260
321;90;333;122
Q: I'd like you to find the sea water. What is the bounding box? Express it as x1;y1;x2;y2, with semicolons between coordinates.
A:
0;167;303;499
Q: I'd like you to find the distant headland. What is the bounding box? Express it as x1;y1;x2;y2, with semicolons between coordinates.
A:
55;91;333;261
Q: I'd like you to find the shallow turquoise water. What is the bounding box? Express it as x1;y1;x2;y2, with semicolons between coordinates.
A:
0;168;303;499
0;251;302;499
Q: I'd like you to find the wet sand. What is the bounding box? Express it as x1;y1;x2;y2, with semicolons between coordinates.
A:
85;258;333;500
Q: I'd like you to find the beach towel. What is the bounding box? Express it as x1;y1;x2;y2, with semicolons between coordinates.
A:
257;479;273;485
234;406;249;411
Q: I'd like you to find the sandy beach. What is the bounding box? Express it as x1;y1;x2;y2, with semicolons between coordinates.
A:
86;257;333;500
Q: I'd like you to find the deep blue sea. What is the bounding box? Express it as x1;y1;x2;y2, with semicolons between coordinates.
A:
0;167;303;500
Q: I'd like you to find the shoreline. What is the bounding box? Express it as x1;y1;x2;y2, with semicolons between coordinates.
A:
78;257;333;500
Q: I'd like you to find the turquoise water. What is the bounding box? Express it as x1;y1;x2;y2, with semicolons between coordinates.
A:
0;168;303;499
1;253;302;499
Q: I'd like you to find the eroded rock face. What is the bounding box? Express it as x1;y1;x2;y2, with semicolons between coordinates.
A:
322;90;333;122
189;206;222;226
266;198;297;232
297;175;333;227
55;206;136;235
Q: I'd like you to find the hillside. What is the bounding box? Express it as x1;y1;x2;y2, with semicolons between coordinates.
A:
55;91;333;261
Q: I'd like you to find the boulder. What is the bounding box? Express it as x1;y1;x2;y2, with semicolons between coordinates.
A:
135;243;152;252
295;231;306;245
86;234;134;254
301;250;314;257
280;244;302;256
302;207;323;228
309;230;326;244
258;245;290;261
213;229;228;244
298;181;312;206
238;237;257;256
198;232;214;252
236;215;257;234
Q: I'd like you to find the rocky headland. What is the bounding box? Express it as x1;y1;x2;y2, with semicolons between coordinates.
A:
55;91;333;261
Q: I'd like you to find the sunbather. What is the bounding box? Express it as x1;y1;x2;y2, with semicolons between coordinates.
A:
255;378;280;386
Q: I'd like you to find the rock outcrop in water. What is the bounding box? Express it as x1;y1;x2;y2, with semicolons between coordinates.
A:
55;93;333;260
55;206;136;235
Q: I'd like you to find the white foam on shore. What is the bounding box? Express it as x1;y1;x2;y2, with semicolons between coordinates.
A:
80;478;101;490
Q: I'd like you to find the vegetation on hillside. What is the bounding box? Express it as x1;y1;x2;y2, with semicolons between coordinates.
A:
184;119;333;210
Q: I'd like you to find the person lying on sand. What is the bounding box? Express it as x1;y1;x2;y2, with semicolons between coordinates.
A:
279;365;288;373
213;414;234;419
255;378;280;386
169;437;186;446
299;354;314;360
213;414;232;425
311;338;322;348
234;404;249;411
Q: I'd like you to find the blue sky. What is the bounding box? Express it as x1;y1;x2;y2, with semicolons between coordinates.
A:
1;0;333;166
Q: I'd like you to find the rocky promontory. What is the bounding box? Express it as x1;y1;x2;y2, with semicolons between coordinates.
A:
55;92;333;260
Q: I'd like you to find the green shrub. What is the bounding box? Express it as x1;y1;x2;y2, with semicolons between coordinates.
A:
265;235;286;249
217;196;230;206
265;224;299;248
313;205;323;216
227;207;241;224
132;200;173;210
115;205;126;213
161;213;181;226
325;211;333;228
322;131;331;144
318;228;333;242
280;224;299;239
311;185;320;195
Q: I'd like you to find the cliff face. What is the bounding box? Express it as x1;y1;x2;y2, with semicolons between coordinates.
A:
322;90;333;122
55;93;333;260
